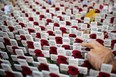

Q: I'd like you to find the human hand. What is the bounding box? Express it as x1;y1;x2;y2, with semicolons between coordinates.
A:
81;40;114;70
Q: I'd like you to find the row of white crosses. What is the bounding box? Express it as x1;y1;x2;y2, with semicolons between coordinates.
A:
0;0;116;77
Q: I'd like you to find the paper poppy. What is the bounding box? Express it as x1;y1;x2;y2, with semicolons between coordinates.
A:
4;21;7;26
12;46;19;54
50;46;57;54
62;12;66;14
99;4;103;9
17;56;26;59
81;60;93;69
40;15;45;20
20;35;26;40
38;63;49;71
47;31;55;36
57;16;63;21
4;38;11;45
34;49;44;57
68;66;79;75
74;38;83;43
57;55;67;64
112;50;116;56
97;72;110;77
39;26;45;31
32;9;36;12
96;39;104;46
5;71;15;77
62;45;70;50
28;28;35;34
76;19;81;23
41;39;49;46
42;6;46;9
27;41;34;49
69;34;76;38
110;17;115;23
29;5;32;8
78;8;83;12
28;17;34;21
55;7;60;11
52;5;55;7
19;22;25;28
60;27;67;34
36;32;41;38
46;19;52;25
111;40;116;49
51;13;54;17
46;9;49;13
90;34;96;39
66;21;71;26
55;36;63;44
72;26;78;30
8;26;14;32
103;31;108;39
25;13;28;17
36;12;40;15
49;73;59;77
72;50;82;58
95;9;100;13
21;66;32;75
33;22;39;25
54;23;60;27
35;2;39;4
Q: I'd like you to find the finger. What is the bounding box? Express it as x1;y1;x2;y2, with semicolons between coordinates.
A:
81;42;94;49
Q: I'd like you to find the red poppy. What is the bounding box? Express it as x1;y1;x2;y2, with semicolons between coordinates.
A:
27;41;34;49
68;66;79;75
35;2;39;4
17;56;26;59
42;6;46;9
83;4;87;7
62;12;66;15
81;60;93;69
54;23;60;27
96;39;104;45
66;21;71;26
46;9;49;12
47;31;55;36
60;27;67;34
95;9;100;13
29;5;32;8
28;28;35;34
22;10;25;13
55;7;60;11
78;8;83;12
4;38;11;45
74;38;83;43
76;19;81;23
69;34;76;38
103;31;108;39
111;40;116;49
113;50;116;56
34;49;44;57
81;16;84;20
57;16;63;21
20;35;26;40
49;73;59;77
28;17;34;21
71;26;78;30
100;4;103;9
21;66;32;75
50;46;57;54
51;13;54;17
33;22;39;25
38;63;49;71
41;39;49;46
55;36;63;44
36;12;40;15
19;22;25;28
52;5;55;7
97;72;110;77
40;15;45;20
62;45;70;50
4;21;7;26
12;46;19;54
36;32;41;38
60;4;64;7
72;50;82;58
90;34;96;39
33;9;36;12
39;26;45;31
57;55;67;64
5;71;15;77
46;19;52;25
8;26;14;32
25;13;28;17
